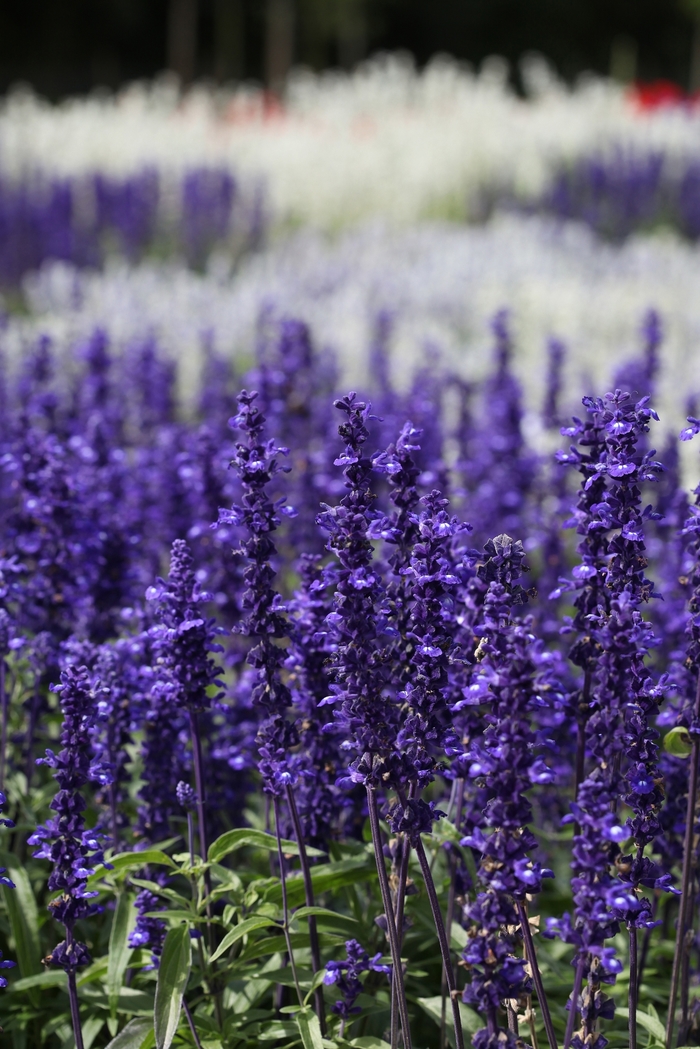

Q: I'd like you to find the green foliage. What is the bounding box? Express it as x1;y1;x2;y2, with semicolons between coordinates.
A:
154;925;192;1049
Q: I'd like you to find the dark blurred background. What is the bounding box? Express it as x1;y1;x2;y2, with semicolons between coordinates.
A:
0;0;696;100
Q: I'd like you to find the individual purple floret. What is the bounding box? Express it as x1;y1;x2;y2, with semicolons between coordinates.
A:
324;939;391;1035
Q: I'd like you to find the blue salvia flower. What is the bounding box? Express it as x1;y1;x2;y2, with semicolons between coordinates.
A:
0;789;16;933
459;536;558;1047
28;664;111;972
459;311;539;545
317;393;400;792
387;489;468;834
222;389;296;794
324;938;391;1032
284;554;349;847
146;539;225;718
549;390;670;1046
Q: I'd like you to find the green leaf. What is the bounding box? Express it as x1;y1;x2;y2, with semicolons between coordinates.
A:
263;857;374;907
88;850;175;887
209;915;279;963
295;1007;325;1049
292;906;357;925
108;892;137;1021
104;1017;154;1049
0;850;42;1007
10;970;67;992
258;1021;299;1040
154;925;192;1049
208;828;325;865
82;1016;105;1049
348;1039;392;1048
615;1008;666;1044
416;995;482;1046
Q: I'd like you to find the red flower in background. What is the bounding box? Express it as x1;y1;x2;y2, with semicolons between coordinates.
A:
629;79;700;110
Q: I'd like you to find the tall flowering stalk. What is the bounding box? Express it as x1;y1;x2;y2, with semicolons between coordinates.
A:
223;389;324;1026
666;417;700;1043
147;539;224;862
318;393;411;1049
551;391;670;1049
28;665;111;1049
388;489;470;1049
458;535;559;1049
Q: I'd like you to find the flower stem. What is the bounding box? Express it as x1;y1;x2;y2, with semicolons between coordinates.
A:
441;777;465;1049
391;831;412;1048
517;902;558;1049
273;795;304;1009
188;710;223;1029
366;785;412;1049
628;925;638;1049
665;674;700;1049
286;784;326;1032
414;838;465;1049
0;658;7;792
564;954;585;1049
66;932;85;1049
189;711;209;860
183;998;204;1049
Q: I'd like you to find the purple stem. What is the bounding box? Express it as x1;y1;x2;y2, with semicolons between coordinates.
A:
188;711;209;859
441;778;465;1049
366;786;413;1049
564;955;585;1049
0;658;7;792
183;997;204;1049
188;710;223;1028
517;903;558;1049
273;795;304;1008
66;931;85;1049
414;839;465;1049
666;674;700;1049
285;784;326;1032
628;926;638;1049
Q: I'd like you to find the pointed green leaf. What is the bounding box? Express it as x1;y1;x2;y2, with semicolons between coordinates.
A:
88;850;175;888
295;1007;325;1049
10;970;67;992
209;915;279;963
104;1017;154;1049
615;1008;666;1044
348;1039;392;1048
291;906;357;925
0;850;42;1007
82;1016;105;1049
208;828;325;865
154;925;191;1049
108;892;137;1021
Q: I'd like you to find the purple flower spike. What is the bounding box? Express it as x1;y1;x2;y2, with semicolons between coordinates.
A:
324;938;390;1028
29;664;111;971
